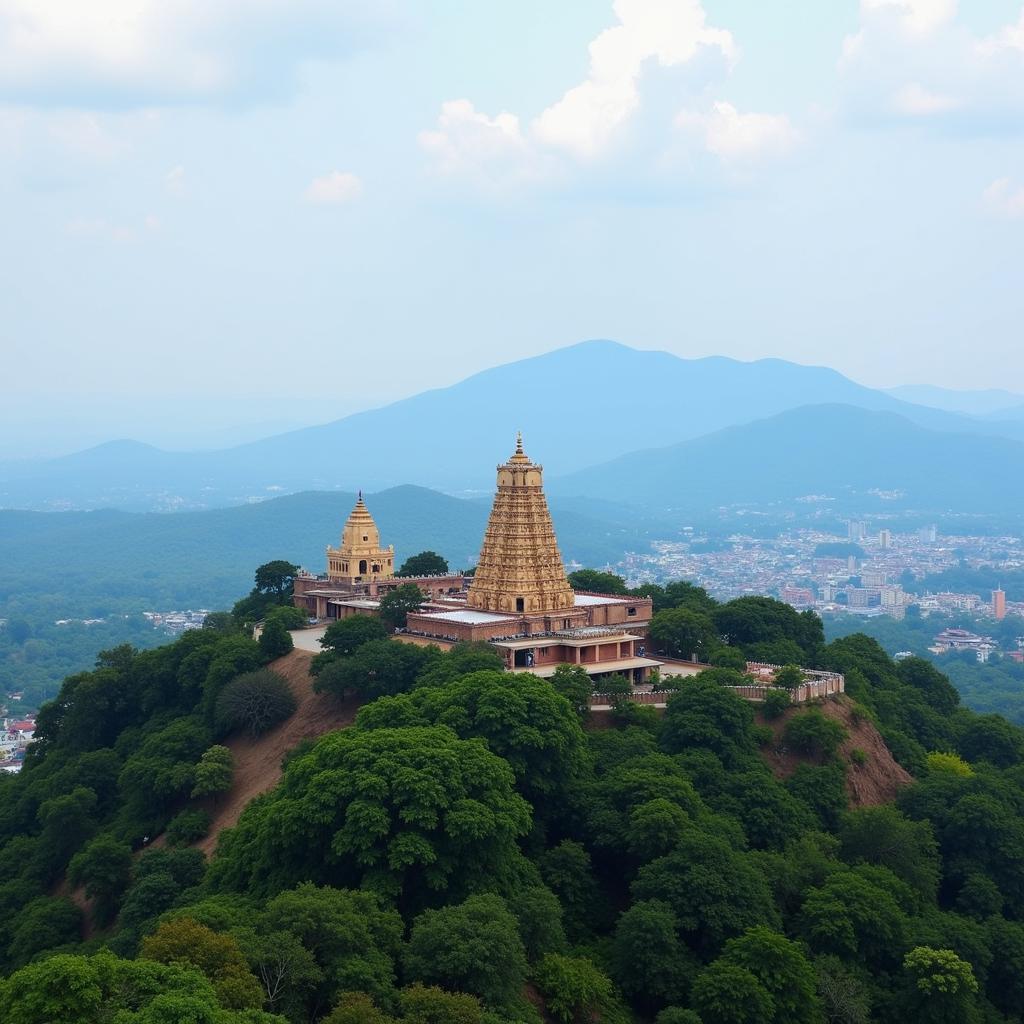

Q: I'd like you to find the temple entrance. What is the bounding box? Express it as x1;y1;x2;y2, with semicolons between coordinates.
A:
359;559;368;574
514;648;535;667
516;597;525;612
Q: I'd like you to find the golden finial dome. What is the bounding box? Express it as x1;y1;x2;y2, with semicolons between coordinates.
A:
509;431;530;464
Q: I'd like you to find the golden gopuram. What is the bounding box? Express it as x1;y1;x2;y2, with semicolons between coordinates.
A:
467;432;576;616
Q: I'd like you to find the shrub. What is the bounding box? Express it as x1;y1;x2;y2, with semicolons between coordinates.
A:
849;748;868;767
265;605;308;630
773;665;805;689
534;953;615;1024
762;689;791;720
215;669;296;738
258;617;294;660
784;710;847;760
165;808;211;846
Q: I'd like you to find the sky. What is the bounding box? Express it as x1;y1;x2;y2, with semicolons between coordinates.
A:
3;0;1024;456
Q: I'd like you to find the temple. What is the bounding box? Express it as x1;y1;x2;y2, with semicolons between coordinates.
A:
292;496;464;620
294;435;660;684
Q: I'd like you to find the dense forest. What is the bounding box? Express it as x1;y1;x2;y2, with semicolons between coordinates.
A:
825;611;1024;725
3;570;1024;1022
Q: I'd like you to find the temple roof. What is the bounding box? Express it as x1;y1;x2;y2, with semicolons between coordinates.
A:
467;434;575;616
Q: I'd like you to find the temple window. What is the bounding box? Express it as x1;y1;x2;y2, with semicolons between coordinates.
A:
627;607;637;616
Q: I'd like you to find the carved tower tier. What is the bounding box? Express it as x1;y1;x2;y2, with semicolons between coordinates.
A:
326;493;395;585
468;434;575;616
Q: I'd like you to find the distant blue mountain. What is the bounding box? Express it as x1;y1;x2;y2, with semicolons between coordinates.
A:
551;403;1024;515
884;384;1024;417
4;340;1024;511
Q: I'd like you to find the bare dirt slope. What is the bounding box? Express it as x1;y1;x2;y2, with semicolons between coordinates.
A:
760;695;912;807
196;649;361;855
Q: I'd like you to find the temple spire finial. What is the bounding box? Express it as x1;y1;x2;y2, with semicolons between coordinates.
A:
516;431;523;455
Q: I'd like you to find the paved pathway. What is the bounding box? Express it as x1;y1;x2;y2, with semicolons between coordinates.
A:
290;626;328;652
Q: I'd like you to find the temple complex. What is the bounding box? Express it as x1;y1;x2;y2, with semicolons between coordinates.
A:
294;435;659;684
410;435;658;683
292;495;465;620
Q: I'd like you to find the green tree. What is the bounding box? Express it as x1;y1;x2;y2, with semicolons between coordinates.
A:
958;714;1024;768
660;677;757;765
141;916;264;1010
691;962;775;1024
355;669;587;812
839;805;940;901
259;616;294;660
798;870;906;966
254;561;300;602
397;551;450;577
899;946;978;1024
649;607;718;661
316;615;389;661
762;688;791;720
539;841;602;942
507;885;567;962
405;894;528;1010
612;900;694;1012
192;744;234;800
814;956;870;1024
165;807;211;846
567;569;628;595
550;664;593;716
209;727;531;905
325;992;395;1024
533;953;615;1024
400;983;484;1023
714;927;821;1024
784;710;847;760
6;896;82;968
314;638;438;700
215;669;296;738
67;835;133;926
379;583;426;629
264;883;403;1010
631;831;779;956
0;949;276;1024
773;665;804;689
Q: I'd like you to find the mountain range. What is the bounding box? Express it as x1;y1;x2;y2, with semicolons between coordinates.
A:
551;404;1024;515
6;340;1024;512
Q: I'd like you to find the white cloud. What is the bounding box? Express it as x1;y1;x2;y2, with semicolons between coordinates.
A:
304;170;363;204
420;0;757;189
841;1;1024;125
860;0;956;34
983;177;1024;218
0;0;383;107
675;102;798;162
891;82;961;115
977;10;1024;58
417;99;548;188
531;0;735;158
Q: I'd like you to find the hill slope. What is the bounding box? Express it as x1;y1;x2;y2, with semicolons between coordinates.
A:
552;403;1024;515
5;340;1023;511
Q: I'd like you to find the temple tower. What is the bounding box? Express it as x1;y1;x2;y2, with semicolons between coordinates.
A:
468;434;575;615
326;493;395;585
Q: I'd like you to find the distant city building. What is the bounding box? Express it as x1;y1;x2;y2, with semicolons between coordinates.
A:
781;586;815;608
861;570;889;588
847;520;866;542
993;587;1007;621
878;529;892;549
930;627;996;662
847;587;879;609
919;524;938;544
894;650;914;662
